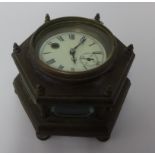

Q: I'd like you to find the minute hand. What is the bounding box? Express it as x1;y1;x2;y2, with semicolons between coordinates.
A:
70;36;86;64
73;36;86;50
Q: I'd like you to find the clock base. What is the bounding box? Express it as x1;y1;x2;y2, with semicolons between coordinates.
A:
13;74;130;141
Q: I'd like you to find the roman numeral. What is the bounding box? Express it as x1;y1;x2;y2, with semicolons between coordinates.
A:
96;61;101;65
46;59;56;65
92;51;102;54
58;65;64;70
69;34;75;40
83;65;87;70
89;42;95;47
70;67;75;72
42;52;51;54
48;42;52;45
57;36;64;41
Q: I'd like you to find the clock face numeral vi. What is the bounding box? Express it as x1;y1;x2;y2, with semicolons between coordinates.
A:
58;65;64;70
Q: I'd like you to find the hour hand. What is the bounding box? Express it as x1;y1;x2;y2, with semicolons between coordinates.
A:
71;57;77;64
70;48;77;64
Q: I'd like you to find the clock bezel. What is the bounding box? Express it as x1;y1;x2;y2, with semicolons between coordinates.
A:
29;17;118;81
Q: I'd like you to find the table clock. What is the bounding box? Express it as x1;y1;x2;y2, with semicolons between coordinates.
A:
12;14;135;141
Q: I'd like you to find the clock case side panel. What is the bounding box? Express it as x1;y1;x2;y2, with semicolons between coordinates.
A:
12;38;46;116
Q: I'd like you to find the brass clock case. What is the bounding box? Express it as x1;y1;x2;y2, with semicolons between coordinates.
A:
12;14;135;141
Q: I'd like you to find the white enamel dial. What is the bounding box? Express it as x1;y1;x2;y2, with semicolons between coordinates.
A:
39;32;107;72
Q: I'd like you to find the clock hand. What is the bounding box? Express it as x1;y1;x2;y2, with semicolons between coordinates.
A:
70;48;77;64
73;36;86;50
70;36;86;64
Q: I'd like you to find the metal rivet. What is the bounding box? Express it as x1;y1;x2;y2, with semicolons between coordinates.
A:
45;13;50;23
95;13;100;21
13;42;20;53
127;44;134;51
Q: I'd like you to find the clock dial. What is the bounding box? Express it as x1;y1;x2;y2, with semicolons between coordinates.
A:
39;32;107;72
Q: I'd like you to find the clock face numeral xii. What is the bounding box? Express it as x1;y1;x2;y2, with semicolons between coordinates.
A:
69;34;75;40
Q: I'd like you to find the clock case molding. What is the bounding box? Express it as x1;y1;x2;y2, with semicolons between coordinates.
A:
12;14;135;141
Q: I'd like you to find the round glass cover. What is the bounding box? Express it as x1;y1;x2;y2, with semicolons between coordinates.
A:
38;31;108;73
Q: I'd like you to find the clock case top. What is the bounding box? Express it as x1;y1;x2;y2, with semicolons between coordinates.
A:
12;16;135;115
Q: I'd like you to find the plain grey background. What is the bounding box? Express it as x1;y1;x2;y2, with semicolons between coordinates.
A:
0;2;155;153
